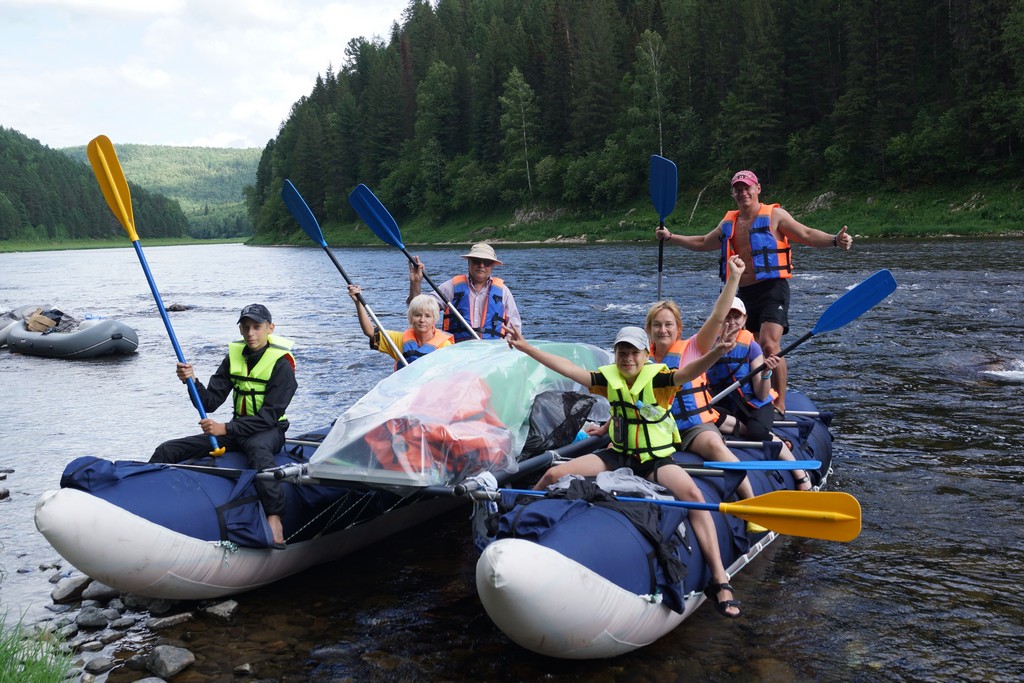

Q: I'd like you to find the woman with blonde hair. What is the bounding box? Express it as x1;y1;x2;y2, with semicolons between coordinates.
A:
348;285;453;370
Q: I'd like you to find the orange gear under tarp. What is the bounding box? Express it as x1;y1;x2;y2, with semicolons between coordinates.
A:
364;372;512;481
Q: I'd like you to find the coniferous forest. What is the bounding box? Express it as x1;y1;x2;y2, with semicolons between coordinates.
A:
0;127;190;241
248;0;1024;240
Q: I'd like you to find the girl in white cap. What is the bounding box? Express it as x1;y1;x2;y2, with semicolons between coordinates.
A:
506;321;744;617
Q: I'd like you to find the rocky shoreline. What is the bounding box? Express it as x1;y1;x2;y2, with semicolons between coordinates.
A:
34;567;250;682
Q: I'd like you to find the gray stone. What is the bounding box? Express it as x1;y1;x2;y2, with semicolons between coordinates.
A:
111;616;138;630
146;644;195;679
82;581;120;601
123;594;177;614
57;623;79;639
133;678;168;683
75;606;109;629
233;662;256;676
107;597;125;612
97;630;124;645
200;599;239;621
0;487;8;500
124;653;148;670
101;608;121;621
146;612;193;630
51;575;92;603
83;656;115;674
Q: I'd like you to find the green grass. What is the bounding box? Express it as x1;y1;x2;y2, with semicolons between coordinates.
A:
0;236;246;253
282;179;1024;247
0;611;72;683
6;181;1023;252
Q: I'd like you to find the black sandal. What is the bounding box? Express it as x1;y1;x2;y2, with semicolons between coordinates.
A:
794;474;812;490
704;582;741;618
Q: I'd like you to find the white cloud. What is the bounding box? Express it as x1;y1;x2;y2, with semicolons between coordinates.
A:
0;0;411;149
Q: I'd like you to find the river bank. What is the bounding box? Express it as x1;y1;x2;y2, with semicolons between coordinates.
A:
3;181;1022;253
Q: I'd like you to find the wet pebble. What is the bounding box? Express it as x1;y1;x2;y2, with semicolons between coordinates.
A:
146;644;195;679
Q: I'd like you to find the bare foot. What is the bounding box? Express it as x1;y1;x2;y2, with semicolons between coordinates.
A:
267;514;285;545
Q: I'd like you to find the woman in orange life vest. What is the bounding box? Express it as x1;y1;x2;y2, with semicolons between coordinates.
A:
644;255;758;504
708;297;812;491
348;284;454;370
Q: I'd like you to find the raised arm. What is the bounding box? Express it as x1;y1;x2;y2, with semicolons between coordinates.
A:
654;224;723;252
506;325;593;387
407;256;424;304
347;284;375;338
751;351;780;401
775;207;853;250
695;255;745;351
673;322;739;385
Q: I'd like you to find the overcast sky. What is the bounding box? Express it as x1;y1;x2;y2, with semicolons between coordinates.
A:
0;0;410;150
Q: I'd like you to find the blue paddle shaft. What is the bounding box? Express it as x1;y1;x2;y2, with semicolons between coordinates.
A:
131;241;220;452
709;269;897;405
282;180;408;366
710;459;820;471
349;184;479;340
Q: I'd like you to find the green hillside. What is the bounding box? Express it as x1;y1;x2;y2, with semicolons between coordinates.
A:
0;127;189;242
62;144;260;238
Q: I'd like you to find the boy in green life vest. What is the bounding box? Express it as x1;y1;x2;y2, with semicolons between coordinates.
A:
150;304;296;549
505;323;744;618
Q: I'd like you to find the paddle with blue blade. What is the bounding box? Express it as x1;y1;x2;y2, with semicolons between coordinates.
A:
348;184;479;340
650;155;678;300
281;180;408;366
488;488;861;542
710;269;898;405
87;134;225;455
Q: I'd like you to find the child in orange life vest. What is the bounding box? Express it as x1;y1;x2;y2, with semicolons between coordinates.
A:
348;284;454;370
505;323;744;618
709;297;812;491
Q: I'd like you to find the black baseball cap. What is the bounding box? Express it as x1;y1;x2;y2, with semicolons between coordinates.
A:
237;303;272;324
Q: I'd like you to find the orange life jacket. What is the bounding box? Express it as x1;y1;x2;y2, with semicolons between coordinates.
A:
364;372;512;481
719;203;792;283
397;327;454;370
659;338;719;430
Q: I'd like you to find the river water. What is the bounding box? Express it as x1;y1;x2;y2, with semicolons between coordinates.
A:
1;238;1022;681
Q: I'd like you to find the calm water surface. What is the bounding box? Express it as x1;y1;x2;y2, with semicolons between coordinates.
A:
2;238;1023;681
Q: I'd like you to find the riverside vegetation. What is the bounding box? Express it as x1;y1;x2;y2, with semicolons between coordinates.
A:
2;180;1021;254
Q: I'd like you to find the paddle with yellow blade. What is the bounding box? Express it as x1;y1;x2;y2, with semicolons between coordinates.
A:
493;488;862;542
87;134;225;456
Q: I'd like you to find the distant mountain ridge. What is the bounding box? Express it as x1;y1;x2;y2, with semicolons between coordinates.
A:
61;143;260;238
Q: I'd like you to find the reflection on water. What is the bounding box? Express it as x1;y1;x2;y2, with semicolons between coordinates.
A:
2;238;1024;680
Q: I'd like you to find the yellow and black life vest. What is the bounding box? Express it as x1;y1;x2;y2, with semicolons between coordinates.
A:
599;363;679;463
227;334;295;420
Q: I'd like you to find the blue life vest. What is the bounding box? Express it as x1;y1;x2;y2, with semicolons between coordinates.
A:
706;329;773;409
443;275;508;342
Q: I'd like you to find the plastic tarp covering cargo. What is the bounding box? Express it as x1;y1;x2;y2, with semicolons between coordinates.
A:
309;340;611;487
